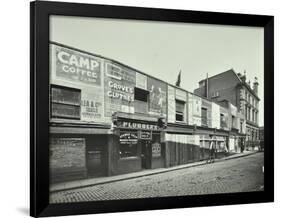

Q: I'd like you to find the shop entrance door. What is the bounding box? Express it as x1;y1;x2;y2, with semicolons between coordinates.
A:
141;140;151;169
86;145;105;177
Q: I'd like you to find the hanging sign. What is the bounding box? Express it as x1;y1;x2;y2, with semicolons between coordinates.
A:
139;131;152;140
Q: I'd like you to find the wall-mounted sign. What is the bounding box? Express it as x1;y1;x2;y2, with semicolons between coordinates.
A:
119;131;138;144
139;131;152;140
118;120;159;130
104;62;136;117
147;77;167;116
52;45;101;86
81;91;104;122
152;142;161;157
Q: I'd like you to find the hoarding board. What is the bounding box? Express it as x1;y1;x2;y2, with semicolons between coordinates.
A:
147;77;167;116
104;61;136;117
168;86;176;123
51;44;102;86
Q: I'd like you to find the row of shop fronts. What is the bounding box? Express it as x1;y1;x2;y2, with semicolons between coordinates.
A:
49;42;246;183
50;113;245;183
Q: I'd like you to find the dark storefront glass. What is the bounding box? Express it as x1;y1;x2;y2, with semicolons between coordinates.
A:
119;131;138;158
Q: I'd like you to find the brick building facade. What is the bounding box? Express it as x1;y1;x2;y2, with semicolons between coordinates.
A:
194;69;259;150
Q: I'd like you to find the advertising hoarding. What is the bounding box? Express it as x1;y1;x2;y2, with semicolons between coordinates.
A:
80;91;104;122
104;61;136;117
147;77;167;116
51;44;102;86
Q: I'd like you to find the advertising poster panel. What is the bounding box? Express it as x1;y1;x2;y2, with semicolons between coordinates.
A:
168;86;176;123
51;44;102;86
104;61;136;117
192;95;202;126
147;77;167;116
81;91;105;123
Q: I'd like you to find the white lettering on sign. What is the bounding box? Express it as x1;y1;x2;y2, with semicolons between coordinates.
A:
119;121;158;130
107;91;134;101
108;81;134;93
58;51;99;70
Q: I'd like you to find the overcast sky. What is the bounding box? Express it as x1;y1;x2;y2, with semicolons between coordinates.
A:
50;15;264;126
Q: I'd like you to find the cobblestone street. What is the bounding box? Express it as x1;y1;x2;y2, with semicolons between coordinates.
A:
50;152;264;203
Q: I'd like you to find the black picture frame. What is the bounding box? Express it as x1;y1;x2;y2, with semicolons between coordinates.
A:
30;1;274;217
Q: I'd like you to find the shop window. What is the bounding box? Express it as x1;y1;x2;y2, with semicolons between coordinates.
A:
201;107;208;126
119;143;138;158
119;131;138;158
51;85;81;119
134;87;149;114
176;100;185;122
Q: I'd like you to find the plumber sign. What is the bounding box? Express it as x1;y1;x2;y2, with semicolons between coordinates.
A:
53;45;101;86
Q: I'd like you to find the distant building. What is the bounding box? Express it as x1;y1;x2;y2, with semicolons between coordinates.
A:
194;69;260;149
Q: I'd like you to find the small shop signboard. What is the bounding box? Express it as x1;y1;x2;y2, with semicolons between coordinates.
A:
152;142;161;157
139;131;152;140
119;131;138;144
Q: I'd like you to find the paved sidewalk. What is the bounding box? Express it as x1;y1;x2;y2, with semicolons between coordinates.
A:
50;150;259;193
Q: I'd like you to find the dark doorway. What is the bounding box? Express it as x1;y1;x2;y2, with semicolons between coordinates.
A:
86;136;107;177
141;140;151;169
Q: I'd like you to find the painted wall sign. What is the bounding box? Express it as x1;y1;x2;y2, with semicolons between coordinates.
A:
168;85;176;123
104;62;135;116
118;120;159;130
81;91;104;122
136;73;147;90
52;45;101;85
152;142;161;157
50;138;86;169
119;131;138;144
147;77;167;116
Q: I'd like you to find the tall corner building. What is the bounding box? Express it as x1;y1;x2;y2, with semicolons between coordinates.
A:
194;69;260;149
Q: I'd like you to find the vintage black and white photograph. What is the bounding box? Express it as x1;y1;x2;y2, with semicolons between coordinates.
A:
49;15;264;203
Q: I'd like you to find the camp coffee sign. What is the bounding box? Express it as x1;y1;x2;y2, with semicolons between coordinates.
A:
54;45;101;85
